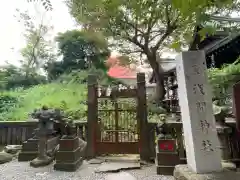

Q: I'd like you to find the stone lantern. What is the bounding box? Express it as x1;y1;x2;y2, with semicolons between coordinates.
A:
30;106;57;167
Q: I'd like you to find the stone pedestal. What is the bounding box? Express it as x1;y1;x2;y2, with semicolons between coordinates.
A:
174;165;240;180
156;139;180;175
18;136;59;161
18;138;39;161
54;137;85;171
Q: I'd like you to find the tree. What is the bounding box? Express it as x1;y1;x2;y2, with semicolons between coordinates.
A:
56;30;109;70
0;63;46;90
45;30;110;80
172;0;238;17
16;9;56;77
66;0;240;101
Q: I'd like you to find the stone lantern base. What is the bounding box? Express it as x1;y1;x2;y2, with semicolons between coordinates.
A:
30;155;54;167
173;165;240;180
54;136;86;172
18;136;59;161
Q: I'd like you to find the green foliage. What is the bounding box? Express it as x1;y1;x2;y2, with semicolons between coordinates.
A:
67;0;240;54
67;0;240;102
0;65;47;90
0;68;119;121
45;29;110;80
208;60;240;104
172;0;236;18
2;60;240;121
0;83;87;121
0;94;19;114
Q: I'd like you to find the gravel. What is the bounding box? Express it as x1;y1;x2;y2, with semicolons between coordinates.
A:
0;160;174;180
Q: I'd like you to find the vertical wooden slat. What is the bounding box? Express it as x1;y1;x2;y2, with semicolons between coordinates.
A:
0;128;3;144
233;82;240;131
79;126;83;139
22;127;27;143
18;127;21;144
114;99;118;144
0;121;37;146
2;127;6;145
7;127;11;145
12;128;16;144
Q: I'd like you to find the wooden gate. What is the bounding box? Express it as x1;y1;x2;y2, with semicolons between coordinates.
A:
96;88;139;154
87;73;152;160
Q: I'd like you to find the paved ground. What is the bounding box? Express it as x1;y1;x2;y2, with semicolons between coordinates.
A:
0;160;174;180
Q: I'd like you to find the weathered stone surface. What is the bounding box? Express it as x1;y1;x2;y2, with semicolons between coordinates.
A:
97;154;140;163
55;147;82;163
222;161;236;171
95;162;141;173
21;138;38;151
0;152;13;164
54;137;85;172
18;151;38;161
54;157;83;172
18;136;59;161
78;138;87;158
4;145;22;154
176;51;222;173
58;137;80;151
30;156;54;167
88;158;104;164
174;165;240;180
105;172;137;180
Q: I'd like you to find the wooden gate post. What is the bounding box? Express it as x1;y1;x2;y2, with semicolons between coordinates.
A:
233;81;240;131
86;74;98;159
137;73;151;161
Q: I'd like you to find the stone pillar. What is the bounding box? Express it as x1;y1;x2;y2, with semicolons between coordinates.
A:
137;73;151;162
38;136;47;159
176;51;222;173
86;74;98;159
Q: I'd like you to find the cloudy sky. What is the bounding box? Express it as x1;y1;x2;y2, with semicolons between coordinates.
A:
0;0;77;66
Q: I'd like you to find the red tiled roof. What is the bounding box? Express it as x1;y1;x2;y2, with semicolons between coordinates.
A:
106;56;136;79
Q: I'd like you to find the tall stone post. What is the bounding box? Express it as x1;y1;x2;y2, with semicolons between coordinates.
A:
137;73;151;161
86;74;98;159
176;51;222;173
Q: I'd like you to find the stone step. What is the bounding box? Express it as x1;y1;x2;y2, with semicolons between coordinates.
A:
96;154;140;163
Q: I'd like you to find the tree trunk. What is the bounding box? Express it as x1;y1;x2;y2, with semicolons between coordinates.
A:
148;54;166;102
153;67;166;101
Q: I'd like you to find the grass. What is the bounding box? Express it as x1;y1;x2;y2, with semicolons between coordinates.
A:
0;83;88;121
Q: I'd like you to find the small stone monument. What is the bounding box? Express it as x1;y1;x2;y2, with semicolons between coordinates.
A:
176;51;222;173
54;120;87;171
30;106;57;167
